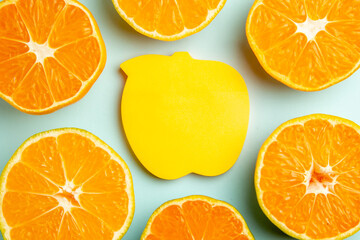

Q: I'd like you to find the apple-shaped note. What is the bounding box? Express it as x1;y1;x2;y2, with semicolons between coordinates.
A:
121;52;249;180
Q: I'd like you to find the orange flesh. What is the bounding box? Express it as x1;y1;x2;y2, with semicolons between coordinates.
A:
144;199;250;240
2;133;131;240
259;118;360;239
248;0;360;91
0;0;103;113
115;0;222;36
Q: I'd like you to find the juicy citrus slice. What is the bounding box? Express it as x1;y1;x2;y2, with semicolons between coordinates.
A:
141;195;254;240
0;0;106;114
0;128;134;240
112;0;226;41
256;114;360;239
246;0;360;91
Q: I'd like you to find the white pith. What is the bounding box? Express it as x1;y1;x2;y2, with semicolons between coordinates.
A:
304;164;337;195
54;181;82;212
295;17;329;41
27;41;55;64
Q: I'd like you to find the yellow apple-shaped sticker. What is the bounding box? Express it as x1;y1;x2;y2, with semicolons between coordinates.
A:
121;52;249;180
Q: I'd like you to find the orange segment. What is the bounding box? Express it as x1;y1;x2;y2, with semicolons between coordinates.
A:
262;185;306;222
70;208;114;240
48;5;93;48
262;142;305;173
112;0;226;41
54;37;101;81
3;192;58;227
0;0;106;114
132;0;163;34
316;31;360;80
262;0;306;22
331;124;360;171
263;33;307;76
155;0;184;36
288;41;331;89
284;194;315;234
0;128;134;240
20;137;66;186
6;163;59;194
147;205;193;240
72;148;111;186
177;0;208;29
247;0;360;91
327;0;360;21
332;148;360;173
260;167;305;191
337;170;360;191
0;39;29;62
57;212;83;240
0;53;36;96
304;0;337;20
181;200;212;239
203;206;245;239
256;114;360;239
306;194;338;238
79;191;129;230
12;63;54;110
328;194;359;233
247;5;297;52
15;0;65;44
326;21;360;52
277;124;313;170
116;1;140;18
0;4;29;42
303;119;333;167
57;133;111;185
56;133;96;181
81;160;125;192
10;207;64;240
334;185;360;217
43;57;82;102
141;196;254;240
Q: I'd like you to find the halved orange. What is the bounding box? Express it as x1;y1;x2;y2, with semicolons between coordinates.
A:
0;0;106;114
246;0;360;91
0;128;134;240
141;195;254;240
112;0;226;41
256;114;360;239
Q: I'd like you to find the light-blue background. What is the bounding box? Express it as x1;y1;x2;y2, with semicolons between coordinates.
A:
1;0;360;239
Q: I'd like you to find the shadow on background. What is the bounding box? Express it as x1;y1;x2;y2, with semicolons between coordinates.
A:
102;0;139;37
0;97;20;116
239;39;286;90
245;155;289;239
101;0;161;47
